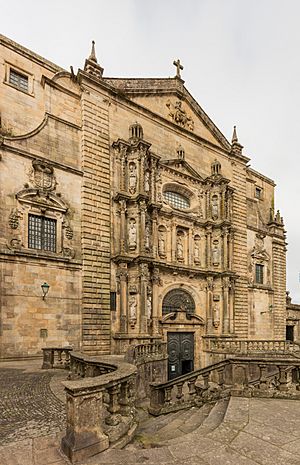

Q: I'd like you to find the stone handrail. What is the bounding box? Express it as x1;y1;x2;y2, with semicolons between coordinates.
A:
61;352;137;463
204;338;300;355
125;341;167;364
42;347;73;369
149;356;300;415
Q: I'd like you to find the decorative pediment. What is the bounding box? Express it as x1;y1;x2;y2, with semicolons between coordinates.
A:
161;310;205;325
16;188;68;212
161;159;203;181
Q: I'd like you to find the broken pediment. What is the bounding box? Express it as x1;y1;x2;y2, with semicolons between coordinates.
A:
16;188;68;212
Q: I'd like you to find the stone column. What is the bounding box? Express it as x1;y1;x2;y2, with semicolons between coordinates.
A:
222;276;230;334
117;263;128;333
119;200;127;254
229;278;235;334
172;222;177;262
152;208;158;258
228;229;234;271
222;227;228;271
152;267;162;335
139;263;149;334
206;277;214;334
188;228;193;266
206;226;212;268
139;200;146;253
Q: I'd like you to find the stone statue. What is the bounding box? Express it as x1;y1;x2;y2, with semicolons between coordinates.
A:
194;238;200;264
129;163;137;194
158;232;166;257
128;220;137;249
147;294;152;320
211;195;219;220
145;223;150;250
129;295;137;326
177;236;184;260
212;240;220;266
144;170;150;193
213;304;220;328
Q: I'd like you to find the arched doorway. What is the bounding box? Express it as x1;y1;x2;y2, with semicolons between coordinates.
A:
162;289;195;379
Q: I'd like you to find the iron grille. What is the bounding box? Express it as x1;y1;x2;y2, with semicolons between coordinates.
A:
162;289;195;315
9;69;29;92
28;214;56;252
163;191;190;209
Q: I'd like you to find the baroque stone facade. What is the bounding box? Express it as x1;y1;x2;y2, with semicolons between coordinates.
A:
0;35;289;370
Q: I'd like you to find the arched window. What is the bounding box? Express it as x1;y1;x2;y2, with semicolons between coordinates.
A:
162;289;195;315
163;191;190;209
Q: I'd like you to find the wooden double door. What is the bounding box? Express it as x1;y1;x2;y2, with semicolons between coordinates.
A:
167;332;194;380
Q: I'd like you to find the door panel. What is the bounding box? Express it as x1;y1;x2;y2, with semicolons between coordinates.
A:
167;332;194;380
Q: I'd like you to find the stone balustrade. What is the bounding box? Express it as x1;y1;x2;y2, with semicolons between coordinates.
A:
42;347;73;369
204;338;300;355
149;356;300;415
125;341;168;400
127;341;167;363
61;352;137;463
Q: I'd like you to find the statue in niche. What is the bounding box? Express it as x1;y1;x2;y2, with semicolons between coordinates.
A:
158;232;166;257
128;162;137;194
145;223;150;250
147;294;152;320
211;195;219;220
128;219;137;250
144;170;150;193
212;240;220;266
176;235;184;261
194;237;201;264
213;304;220;328
129;295;137;327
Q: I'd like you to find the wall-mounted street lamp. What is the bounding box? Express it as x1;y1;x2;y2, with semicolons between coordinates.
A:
41;282;50;300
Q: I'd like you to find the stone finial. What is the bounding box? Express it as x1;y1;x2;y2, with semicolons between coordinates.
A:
84;41;104;79
89;40;97;62
232;125;238;144
231;125;243;156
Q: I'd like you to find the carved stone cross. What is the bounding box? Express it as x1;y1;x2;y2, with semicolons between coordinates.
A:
173;59;183;78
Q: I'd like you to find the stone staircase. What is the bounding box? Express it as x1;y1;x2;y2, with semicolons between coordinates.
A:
83;399;230;464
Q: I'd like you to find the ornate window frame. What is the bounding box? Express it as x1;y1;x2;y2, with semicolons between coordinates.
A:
7;160;75;260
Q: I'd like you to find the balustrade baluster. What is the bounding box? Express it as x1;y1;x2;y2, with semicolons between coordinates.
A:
164;386;173;405
202;372;209;390
258;364;268;390
278;365;289;392
217;367;225;389
176;382;184;403
119;379;133;415
187;377;197;401
106;384;121;425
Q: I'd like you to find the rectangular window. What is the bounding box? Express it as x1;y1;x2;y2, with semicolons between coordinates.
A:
110;292;117;311
28;214;56;252
255;187;262;199
9;69;29;92
255;264;264;284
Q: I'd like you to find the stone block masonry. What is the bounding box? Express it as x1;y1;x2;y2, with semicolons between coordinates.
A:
81;90;111;355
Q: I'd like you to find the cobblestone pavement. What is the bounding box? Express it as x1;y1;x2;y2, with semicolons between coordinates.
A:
2;361;300;465
0;365;66;445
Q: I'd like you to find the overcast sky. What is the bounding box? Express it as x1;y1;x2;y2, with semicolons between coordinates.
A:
2;0;300;302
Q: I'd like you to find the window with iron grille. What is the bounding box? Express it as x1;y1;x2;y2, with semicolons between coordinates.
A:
9;69;29;92
163;191;190;209
162;289;195;315
255;264;264;284
28;214;56;252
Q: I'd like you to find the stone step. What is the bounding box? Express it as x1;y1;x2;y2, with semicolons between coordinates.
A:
193;398;229;435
